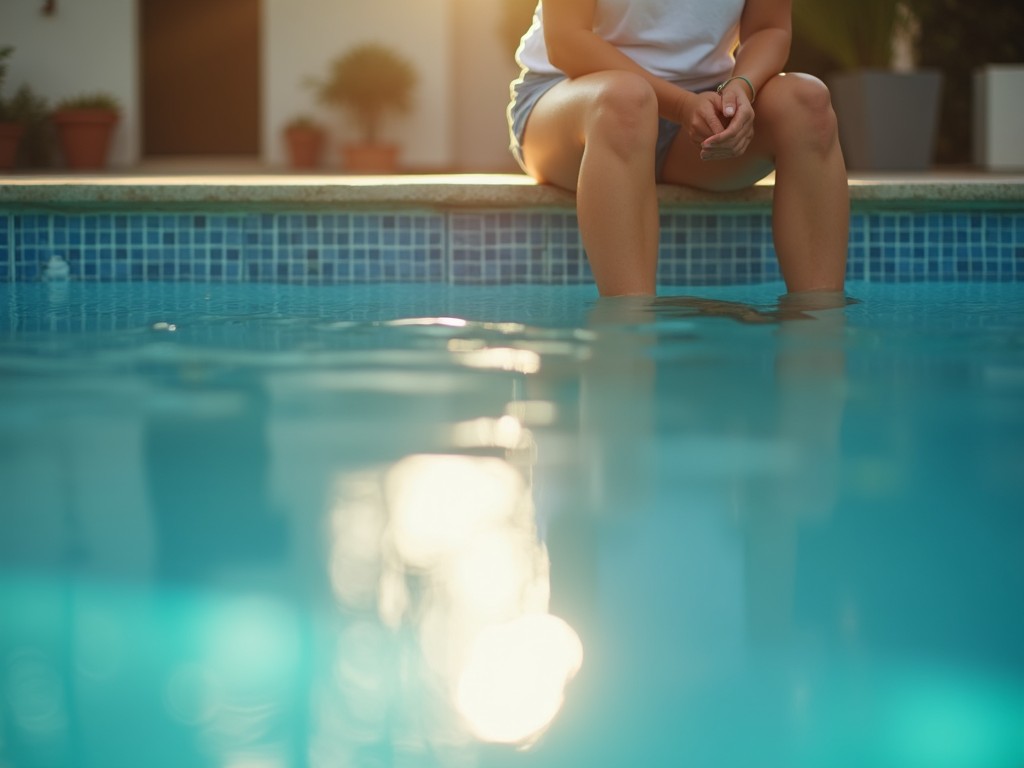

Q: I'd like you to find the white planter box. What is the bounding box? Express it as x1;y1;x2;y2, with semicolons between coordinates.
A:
973;65;1024;171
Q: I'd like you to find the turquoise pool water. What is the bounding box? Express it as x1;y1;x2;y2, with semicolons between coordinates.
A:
1;281;1022;768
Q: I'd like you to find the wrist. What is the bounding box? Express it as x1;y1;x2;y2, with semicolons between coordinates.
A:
717;75;756;103
673;87;699;121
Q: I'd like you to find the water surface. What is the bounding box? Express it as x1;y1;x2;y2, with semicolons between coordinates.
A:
1;282;1022;768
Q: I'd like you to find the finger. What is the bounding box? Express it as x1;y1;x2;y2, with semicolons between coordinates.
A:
704;115;740;142
701;132;736;156
701;132;751;161
700;93;733;134
700;144;735;161
723;133;753;159
721;90;739;120
703;109;752;151
701;125;732;151
712;107;750;140
701;99;727;137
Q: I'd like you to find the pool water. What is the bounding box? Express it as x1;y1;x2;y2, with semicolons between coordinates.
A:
1;281;1022;768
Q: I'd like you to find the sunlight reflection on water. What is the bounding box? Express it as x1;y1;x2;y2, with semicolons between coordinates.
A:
326;450;582;749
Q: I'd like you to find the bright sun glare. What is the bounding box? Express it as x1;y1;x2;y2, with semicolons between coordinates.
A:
455;613;584;745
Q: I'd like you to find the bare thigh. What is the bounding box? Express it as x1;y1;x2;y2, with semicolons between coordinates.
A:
519;71;658;191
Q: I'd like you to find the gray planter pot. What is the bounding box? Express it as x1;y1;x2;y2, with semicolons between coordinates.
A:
826;69;943;172
973;64;1024;171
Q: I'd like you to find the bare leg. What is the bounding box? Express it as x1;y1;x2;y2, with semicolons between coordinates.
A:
661;73;848;293
762;74;849;292
521;72;660;296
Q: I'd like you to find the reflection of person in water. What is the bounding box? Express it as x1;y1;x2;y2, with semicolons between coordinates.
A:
144;382;286;582
538;294;850;762
654;291;856;323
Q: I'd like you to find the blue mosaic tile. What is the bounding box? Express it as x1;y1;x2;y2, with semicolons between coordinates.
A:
2;205;1022;285
658;211;776;286
856;210;1023;283
450;211;553;284
0;213;9;282
234;210;446;284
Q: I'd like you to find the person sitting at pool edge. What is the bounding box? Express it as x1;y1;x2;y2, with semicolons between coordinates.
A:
507;0;849;297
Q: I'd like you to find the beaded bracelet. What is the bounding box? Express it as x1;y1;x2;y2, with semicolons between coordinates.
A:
717;75;756;103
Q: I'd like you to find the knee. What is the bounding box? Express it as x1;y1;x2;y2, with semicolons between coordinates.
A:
760;73;839;153
585;72;659;157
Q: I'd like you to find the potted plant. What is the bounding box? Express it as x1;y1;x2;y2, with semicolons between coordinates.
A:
792;0;943;171
912;0;1024;167
12;85;54;169
309;43;417;173
1;84;51;171
52;92;120;170
283;114;325;170
0;46;25;171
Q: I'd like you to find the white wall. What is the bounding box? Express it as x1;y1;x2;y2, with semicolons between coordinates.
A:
450;0;523;173
0;0;139;168
263;0;453;171
0;0;497;171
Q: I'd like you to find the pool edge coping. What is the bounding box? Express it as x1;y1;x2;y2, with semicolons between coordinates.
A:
1;173;1023;211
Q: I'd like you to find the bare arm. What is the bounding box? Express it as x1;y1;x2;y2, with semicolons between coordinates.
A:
730;0;792;101
542;0;698;125
703;0;792;160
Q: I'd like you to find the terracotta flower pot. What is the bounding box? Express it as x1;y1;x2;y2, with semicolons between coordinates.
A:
284;126;325;170
53;108;119;170
341;143;400;174
0;122;25;171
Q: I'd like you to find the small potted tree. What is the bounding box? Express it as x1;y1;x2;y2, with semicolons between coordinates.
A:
282;114;325;170
52;92;121;170
310;43;417;173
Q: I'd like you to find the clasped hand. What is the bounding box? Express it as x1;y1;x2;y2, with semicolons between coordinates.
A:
683;88;755;162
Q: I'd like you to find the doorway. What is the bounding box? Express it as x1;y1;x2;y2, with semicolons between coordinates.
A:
140;0;261;158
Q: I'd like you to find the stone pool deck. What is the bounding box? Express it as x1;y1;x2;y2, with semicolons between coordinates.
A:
1;171;1023;211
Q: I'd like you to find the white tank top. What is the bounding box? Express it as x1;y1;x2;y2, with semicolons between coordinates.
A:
515;0;745;91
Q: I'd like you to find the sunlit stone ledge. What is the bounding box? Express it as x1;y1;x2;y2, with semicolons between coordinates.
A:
0;172;1022;211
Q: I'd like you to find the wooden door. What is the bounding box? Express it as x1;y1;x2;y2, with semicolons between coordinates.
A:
140;0;261;156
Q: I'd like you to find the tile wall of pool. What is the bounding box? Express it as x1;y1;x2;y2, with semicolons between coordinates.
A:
2;207;1023;284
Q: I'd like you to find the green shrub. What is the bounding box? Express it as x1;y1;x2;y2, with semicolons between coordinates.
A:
55;92;121;113
14;85;55;167
791;0;909;71
284;114;322;132
0;46;56;167
0;45;16;120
